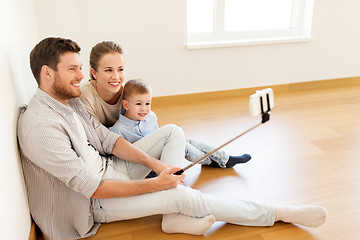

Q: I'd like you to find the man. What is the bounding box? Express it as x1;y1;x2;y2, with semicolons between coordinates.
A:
18;37;326;240
18;37;189;239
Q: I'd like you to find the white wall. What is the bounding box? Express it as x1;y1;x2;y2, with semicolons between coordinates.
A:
1;1;360;239
0;0;38;239
33;0;360;97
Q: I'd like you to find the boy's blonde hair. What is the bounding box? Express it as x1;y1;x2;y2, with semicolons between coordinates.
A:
123;79;152;100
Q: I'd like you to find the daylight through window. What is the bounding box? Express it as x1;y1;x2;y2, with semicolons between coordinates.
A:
187;0;314;48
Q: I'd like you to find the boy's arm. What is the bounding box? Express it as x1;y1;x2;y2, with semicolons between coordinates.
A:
150;110;159;129
108;118;130;142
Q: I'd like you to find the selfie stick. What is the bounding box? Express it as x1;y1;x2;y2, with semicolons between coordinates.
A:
174;90;272;175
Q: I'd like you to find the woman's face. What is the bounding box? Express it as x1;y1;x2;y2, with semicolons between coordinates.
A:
91;52;125;95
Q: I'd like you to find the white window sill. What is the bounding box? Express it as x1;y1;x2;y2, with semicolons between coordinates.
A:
186;36;312;49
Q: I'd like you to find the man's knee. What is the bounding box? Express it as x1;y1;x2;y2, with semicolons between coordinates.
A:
165;186;203;213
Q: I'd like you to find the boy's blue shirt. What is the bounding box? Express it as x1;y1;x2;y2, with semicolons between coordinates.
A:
109;110;159;143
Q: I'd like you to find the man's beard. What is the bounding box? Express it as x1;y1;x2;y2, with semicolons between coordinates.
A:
52;75;81;101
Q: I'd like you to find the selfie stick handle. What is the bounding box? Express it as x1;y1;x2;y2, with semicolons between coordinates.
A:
173;122;263;175
174;93;272;175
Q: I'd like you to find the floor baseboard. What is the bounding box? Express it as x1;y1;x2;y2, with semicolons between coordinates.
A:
152;76;360;107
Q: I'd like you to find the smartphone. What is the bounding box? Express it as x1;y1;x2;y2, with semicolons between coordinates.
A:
249;88;274;116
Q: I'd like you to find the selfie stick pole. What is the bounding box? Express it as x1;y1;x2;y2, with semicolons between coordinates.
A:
174;94;271;175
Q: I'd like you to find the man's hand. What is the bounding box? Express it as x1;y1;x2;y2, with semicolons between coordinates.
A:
153;167;185;190
151;161;170;175
91;167;186;199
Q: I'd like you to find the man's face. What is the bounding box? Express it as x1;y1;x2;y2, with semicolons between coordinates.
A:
50;52;84;104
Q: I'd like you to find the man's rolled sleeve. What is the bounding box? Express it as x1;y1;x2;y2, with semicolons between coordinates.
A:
23;122;102;198
92;116;121;154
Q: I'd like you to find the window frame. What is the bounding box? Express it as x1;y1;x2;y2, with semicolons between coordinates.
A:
187;0;314;49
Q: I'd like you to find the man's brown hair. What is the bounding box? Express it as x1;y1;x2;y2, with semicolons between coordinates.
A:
30;37;81;85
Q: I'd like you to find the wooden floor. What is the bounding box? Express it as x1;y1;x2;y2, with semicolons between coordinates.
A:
84;82;360;240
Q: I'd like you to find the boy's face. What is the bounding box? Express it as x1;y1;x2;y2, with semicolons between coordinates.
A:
123;93;152;121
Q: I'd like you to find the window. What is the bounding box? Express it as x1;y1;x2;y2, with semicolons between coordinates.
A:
187;0;314;49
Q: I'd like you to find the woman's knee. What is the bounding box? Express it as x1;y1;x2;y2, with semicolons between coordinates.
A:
161;124;184;139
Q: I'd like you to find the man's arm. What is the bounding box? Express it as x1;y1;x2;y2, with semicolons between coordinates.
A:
111;137;169;174
92;137;185;199
91;167;184;198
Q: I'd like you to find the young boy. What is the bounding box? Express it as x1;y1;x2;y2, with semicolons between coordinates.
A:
109;79;252;169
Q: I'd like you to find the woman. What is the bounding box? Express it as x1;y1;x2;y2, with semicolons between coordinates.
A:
80;41;124;128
